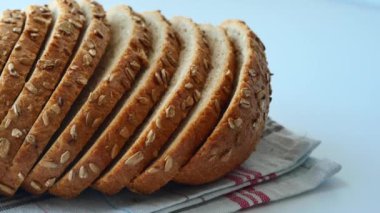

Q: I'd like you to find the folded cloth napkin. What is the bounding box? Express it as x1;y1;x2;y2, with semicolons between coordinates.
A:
0;119;341;213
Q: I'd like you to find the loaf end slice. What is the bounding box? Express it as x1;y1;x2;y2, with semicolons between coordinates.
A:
131;24;235;194
93;16;210;195
174;20;271;185
23;5;151;195
0;0;110;197
49;11;180;198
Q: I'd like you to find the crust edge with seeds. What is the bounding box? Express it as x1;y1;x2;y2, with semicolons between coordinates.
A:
174;20;271;185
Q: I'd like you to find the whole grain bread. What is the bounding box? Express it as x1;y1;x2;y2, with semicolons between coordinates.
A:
0;0;110;196
0;5;52;124
49;11;180;198
93;16;210;195
131;24;235;194
174;20;272;185
23;5;151;195
0;0;84;178
0;9;25;74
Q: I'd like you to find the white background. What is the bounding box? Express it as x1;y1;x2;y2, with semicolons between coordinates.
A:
1;0;379;212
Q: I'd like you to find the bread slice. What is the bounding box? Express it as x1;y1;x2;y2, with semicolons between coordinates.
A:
131;24;235;194
49;11;180;198
0;9;25;74
0;0;110;197
23;5;151;195
93;17;210;195
0;6;52;124
174;20;272;185
0;0;84;175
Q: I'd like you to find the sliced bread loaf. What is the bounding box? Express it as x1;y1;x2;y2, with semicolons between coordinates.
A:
131;24;235;194
93;17;210;195
174;20;272;185
0;0;110;196
0;5;52;124
23;5;151;195
0;0;84;175
0;9;25;74
49;11;180;198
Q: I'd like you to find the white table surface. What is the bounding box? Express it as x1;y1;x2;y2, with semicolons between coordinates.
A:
2;0;379;212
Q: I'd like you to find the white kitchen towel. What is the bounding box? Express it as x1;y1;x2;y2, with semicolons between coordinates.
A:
0;119;341;212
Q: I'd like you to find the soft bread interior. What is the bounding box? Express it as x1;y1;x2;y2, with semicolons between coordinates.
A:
49;6;135;143
153;25;231;157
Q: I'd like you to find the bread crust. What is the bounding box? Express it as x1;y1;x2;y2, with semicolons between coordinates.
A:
0;0;84;179
174;20;272;185
0;0;110;196
23;5;151;195
93;17;210;195
49;11;180;198
0;9;25;74
0;6;52;124
130;25;235;194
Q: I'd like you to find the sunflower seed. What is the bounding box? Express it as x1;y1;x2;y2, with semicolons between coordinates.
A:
30;33;39;40
240;99;250;108
13;103;20;117
145;129;156;146
39;60;56;70
185;83;193;89
68;170;74;181
42;111;49;126
50;104;61;114
161;69;168;84
167;54;177;66
165;105;175;118
124;152;144;166
119;127;129;138
155;117;162;129
0;183;13;194
97;95;106;106
203;58;209;70
41;161;57;169
3;118;11;129
155;72;164;85
83;54;92;66
125;67;135;80
137;96;149;105
249;69;257;77
12;27;21;33
25;82;38;94
33;16;50;25
45;178;56;187
8;63;18;77
68;18;82;29
89;163;100;173
146;167;160;174
60;151;70;164
30;181;41;191
221;150;232;162
85;112;93;127
17;172;24;181
111;144;119;159
79;166;88;179
194;89;201;102
181;96;194;110
26;134;36;145
94;29;104;39
92;117;102;128
76;75;88;85
70;124;78;140
89;48;96;57
129;60;140;70
14;44;21;50
11;128;22;138
235;118;243;128
0;138;10;158
58;21;74;35
242;88;251;97
164;156;173;172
